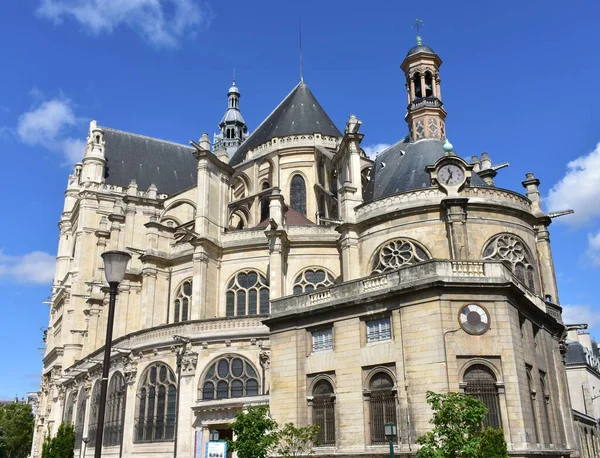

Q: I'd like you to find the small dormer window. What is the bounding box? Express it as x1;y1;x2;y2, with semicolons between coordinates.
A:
95;135;100;144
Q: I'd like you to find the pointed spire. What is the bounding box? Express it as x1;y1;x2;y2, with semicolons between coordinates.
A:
213;79;248;159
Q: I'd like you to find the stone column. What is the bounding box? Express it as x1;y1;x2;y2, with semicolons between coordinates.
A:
420;74;426;98
338;226;360;281
176;351;198;458
409;77;416;100
120;357;138;458
265;190;288;299
141;266;158;329
192;246;209;319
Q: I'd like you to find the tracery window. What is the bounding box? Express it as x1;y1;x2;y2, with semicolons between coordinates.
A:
200;356;259;401
173;279;192;323
312;380;335;446
463;365;501;429
483;234;537;291
368;372;397;445
104;372;126;447
293;268;335;295
87;381;101;447
225;270;269;317
135;363;177;443
74;387;87;448
290;174;307;216
371;238;430;274
62;391;74;423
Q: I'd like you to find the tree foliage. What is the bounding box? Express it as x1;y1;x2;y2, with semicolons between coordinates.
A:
41;422;75;458
477;427;509;458
0;402;34;458
276;422;320;458
228;406;279;458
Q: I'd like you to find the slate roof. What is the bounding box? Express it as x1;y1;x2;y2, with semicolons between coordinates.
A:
229;81;342;166
102;127;197;196
406;44;436;56
256;207;315;227
363;138;489;202
566;341;588;366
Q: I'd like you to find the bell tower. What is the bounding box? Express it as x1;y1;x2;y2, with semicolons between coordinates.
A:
213;80;248;160
400;32;446;142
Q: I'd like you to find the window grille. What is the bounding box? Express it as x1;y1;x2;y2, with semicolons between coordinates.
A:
293;268;335;295
464;365;501;429
483;234;537;291
104;372;126;447
368;373;397;444
312;329;333;352
87;381;101;447
225;270;269;317
173;280;192;323
366;318;391;342
201;356;260;400
290;175;307;216
74;388;87;449
371;238;429;274
135;363;177;443
312;380;335;446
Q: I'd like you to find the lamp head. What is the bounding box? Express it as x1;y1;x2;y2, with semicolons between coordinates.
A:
101;251;132;285
209;430;220;441
384;422;397;439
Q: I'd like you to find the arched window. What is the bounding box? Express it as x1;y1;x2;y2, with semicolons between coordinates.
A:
135;363;177;443
424;72;433;97
104;372;126;447
483;234;537;291
371;238;430;274
463;365;501;429
414;73;422;98
88;381;101;447
539;374;552;444
290;174;307;216
293;268;335;295
173;279;192;323
260;181;270;222
74;387;87;449
312;380;335;446
225;270;269;317
368;372;397;445
200;356;259;401
62;391;75;423
526;369;539;443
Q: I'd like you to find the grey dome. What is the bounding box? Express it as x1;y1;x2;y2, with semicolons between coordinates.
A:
406;44;436;57
363;138;489;202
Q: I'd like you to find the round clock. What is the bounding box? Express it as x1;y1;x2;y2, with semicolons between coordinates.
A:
437;164;465;186
459;304;490;335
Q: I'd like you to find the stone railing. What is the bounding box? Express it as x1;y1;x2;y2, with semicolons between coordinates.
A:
451;261;485;276
244;134;339;162
545;301;563;324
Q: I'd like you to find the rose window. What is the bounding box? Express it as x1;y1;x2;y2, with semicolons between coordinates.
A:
483;234;536;291
371;239;430;274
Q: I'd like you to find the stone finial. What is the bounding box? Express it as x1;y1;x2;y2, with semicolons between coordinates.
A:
522;172;542;215
480;152;492;170
127;179;138;196
199;133;211;151
345;115;361;135
146;183;158;200
99;216;108;230
470;156;481;173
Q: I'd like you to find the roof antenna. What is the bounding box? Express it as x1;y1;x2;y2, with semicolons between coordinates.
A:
299;17;304;82
232;67;236;85
413;16;424;45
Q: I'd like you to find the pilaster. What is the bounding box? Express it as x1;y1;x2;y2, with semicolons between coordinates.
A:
442;198;470;259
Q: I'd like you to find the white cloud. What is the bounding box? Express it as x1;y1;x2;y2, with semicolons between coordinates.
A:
587;231;600;266
0;250;56;285
562;304;600;329
546;142;600;227
37;0;212;48
362;143;391;159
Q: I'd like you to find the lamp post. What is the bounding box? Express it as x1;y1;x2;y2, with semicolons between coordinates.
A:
209;430;219;442
94;251;131;458
384;422;397;458
80;437;90;458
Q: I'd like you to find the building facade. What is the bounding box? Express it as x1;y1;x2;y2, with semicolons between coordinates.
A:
33;38;582;457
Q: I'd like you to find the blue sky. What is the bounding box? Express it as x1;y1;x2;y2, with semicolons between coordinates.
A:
1;0;599;399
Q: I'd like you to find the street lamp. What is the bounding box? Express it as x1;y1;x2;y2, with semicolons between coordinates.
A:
209;430;220;442
384;422;397;458
94;251;131;458
80;437;90;458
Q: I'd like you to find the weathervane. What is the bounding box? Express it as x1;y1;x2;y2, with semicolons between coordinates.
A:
413;16;424;45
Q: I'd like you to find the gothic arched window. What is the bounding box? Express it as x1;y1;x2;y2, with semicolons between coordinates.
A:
290;174;307;216
173;279;192;323
104;372;126;447
135;363;177;443
293;268;335;295
87;381;102;447
260;181;270;222
483;233;537;291
200;356;260;401
62;391;75;423
225;270;269;317
74;387;87;449
312;380;336;446
371;238;430;274
368;372;397;445
526;368;539;443
539;373;552;444
463;364;501;429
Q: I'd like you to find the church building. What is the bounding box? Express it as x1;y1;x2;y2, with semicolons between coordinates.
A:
32;35;582;458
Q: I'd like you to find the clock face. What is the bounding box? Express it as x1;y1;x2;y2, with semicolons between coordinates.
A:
459;304;489;335
438;164;465;186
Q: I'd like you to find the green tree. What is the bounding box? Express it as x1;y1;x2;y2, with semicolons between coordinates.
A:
40;422;75;458
0;402;34;458
477;427;509;458
276;422;320;458
228;406;279;458
416;391;488;458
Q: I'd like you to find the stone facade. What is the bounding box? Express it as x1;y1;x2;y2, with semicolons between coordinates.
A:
32;38;583;458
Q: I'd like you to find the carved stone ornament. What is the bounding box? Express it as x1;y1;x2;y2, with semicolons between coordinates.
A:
124;354;138;386
181;352;199;376
259;350;271;370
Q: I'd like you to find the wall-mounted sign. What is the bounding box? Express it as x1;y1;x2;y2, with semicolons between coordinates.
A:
206;441;227;458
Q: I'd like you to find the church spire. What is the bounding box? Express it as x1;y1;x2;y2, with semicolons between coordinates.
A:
213;80;248;160
400;31;446;142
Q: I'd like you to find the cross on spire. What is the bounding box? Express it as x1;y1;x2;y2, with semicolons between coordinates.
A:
413;16;424;45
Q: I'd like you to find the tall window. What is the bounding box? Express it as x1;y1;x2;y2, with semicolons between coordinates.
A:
290;174;307;216
293;268;335;295
371;238;430;274
539;373;552;444
201;356;259;401
260;181;270;222
104;372;126;447
526;369;539;443
463;365;501;429
74;387;87;448
174;279;192;323
135;363;177;443
62;391;74;423
225;270;269;317
312;380;335;446
366;317;392;343
87;381;101;447
368;372;397;444
483;234;537;291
